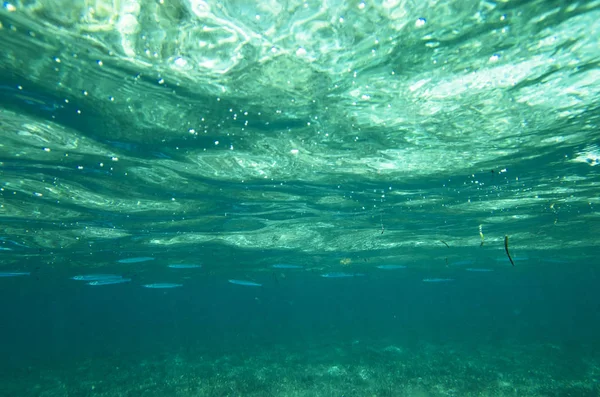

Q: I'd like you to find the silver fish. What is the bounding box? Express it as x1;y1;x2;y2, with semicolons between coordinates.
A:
422;278;454;283
117;257;154;264
87;278;131;286
228;279;262;287
376;265;407;270
0;272;30;277
168;264;201;269
271;264;303;269
72;274;123;281
143;283;183;289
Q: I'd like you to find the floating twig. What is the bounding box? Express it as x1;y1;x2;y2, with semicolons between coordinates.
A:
504;235;515;266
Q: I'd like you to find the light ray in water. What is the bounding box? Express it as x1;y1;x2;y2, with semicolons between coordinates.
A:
228;279;262;287
466;268;494;272
142;283;183;289
376;265;407;270
87;278;132;286
271;264;303;269
168;264;201;269
0;272;31;277
117;257;154;264
72;274;123;281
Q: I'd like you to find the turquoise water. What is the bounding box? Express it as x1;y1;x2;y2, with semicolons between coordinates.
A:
1;0;600;395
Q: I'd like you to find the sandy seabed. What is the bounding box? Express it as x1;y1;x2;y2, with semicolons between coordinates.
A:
3;341;599;397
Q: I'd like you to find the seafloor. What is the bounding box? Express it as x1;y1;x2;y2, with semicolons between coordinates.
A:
3;341;598;397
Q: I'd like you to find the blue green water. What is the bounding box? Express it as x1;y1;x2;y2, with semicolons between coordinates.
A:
1;0;600;395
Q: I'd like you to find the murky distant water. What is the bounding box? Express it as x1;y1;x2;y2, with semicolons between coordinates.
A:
1;1;599;395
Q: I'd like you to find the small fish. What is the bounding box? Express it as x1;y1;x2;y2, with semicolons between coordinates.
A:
466;268;494;272
271;264;303;269
87;278;131;286
422;278;454;283
228;279;262;287
142;283;183;289
376;265;407;270
0;272;31;277
117;257;154;264
321;272;364;278
72;274;123;281
168;264;201;269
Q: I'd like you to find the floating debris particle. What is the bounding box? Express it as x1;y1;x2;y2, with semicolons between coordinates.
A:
339;258;352;266
479;225;485;247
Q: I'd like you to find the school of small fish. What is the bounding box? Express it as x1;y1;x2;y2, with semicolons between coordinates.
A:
1;254;513;290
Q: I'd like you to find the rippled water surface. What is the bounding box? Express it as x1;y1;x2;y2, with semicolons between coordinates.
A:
1;0;600;396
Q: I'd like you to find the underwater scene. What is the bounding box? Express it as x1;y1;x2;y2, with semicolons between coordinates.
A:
1;0;600;396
